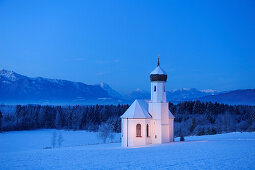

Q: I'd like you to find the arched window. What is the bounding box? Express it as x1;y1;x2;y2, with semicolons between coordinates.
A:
136;124;141;137
154;86;156;92
146;124;150;137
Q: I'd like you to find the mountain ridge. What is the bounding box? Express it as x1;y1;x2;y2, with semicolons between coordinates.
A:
1;69;254;105
0;69;110;104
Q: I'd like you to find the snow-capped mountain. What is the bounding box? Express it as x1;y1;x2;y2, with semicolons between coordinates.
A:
0;69;26;82
1;69;254;105
125;89;151;101
198;89;255;105
0;69;110;104
98;82;122;99
126;88;219;102
200;89;218;93
126;88;255;105
167;88;219;102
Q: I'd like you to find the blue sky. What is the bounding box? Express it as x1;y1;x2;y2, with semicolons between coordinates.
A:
0;0;254;93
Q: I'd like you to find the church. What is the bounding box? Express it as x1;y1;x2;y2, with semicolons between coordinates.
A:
121;59;175;147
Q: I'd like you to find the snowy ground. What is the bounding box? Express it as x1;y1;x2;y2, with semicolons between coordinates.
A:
0;130;255;170
0;129;121;153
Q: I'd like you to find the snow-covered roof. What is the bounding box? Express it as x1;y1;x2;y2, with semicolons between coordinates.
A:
121;100;152;119
169;111;175;119
150;66;167;75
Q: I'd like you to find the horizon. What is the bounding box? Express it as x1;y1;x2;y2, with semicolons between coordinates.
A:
0;0;254;93
1;68;251;95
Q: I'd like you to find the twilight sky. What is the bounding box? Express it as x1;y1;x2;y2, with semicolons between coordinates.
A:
0;0;254;93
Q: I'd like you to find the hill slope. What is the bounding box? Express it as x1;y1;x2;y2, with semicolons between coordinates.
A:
0;130;254;169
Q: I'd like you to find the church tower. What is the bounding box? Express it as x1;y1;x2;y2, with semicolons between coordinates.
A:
149;58;174;143
150;58;167;103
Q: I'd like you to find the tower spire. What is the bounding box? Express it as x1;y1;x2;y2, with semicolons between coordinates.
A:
157;54;160;66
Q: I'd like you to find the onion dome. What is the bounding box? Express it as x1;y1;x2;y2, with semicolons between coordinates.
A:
150;58;167;82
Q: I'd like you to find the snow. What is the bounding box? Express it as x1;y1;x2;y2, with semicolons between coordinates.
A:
200;89;218;93
0;129;120;153
0;69;19;81
169;111;175;118
135;88;143;91
150;66;167;75
0;130;255;169
121;100;151;118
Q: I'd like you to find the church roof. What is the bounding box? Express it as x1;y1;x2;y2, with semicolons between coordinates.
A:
150;58;167;81
150;66;168;81
169;111;175;119
150;66;167;75
121;100;152;119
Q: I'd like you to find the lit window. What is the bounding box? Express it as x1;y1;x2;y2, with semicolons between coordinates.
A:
136;124;141;137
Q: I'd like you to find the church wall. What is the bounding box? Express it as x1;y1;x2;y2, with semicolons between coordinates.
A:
161;124;170;143
151;81;166;103
130;119;150;146
145;119;152;144
161;102;170;142
149;102;170;144
149;103;162;144
121;118;152;147
169;118;174;142
161;102;169;124
121;119;127;147
148;102;161;120
152;119;162;144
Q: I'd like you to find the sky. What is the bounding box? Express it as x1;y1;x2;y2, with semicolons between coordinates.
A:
0;0;254;93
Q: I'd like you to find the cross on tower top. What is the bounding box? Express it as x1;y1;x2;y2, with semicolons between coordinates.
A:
157;54;160;66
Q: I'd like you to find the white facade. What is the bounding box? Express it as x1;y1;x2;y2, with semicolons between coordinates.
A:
121;60;175;147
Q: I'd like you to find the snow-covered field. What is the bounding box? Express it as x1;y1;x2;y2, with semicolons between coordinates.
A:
0;130;255;169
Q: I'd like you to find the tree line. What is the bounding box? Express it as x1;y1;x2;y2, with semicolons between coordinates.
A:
0;101;254;137
170;101;255;136
0;104;129;133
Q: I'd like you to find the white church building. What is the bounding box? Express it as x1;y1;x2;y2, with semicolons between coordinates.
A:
121;59;175;147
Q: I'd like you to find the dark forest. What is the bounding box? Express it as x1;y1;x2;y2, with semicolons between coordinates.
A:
1;101;254;137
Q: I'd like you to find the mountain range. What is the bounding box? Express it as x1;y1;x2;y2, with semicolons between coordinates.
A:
0;69;111;105
0;69;254;105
